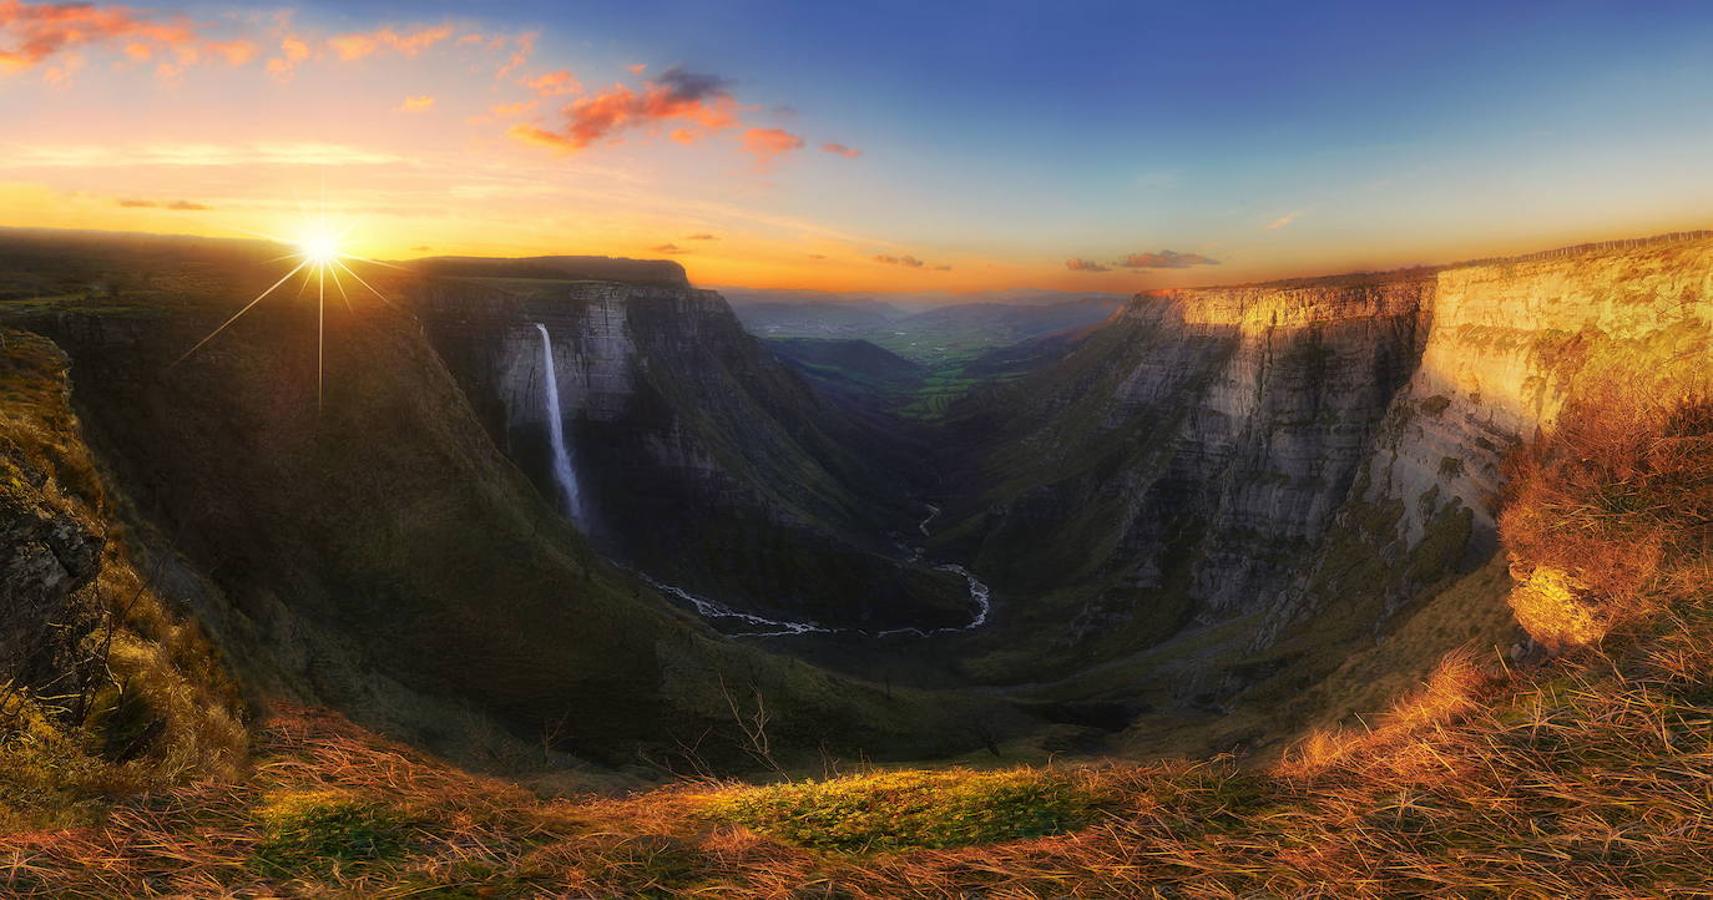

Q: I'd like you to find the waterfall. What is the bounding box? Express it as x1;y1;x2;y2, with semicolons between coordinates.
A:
534;323;584;527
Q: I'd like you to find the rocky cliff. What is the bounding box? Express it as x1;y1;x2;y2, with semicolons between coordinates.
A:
415;277;973;631
937;272;1433;674
1267;233;1713;643
943;233;1712;692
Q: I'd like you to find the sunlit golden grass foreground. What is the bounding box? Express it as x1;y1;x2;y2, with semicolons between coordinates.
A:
2;599;1710;899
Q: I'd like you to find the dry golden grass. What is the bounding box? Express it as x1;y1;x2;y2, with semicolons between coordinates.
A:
3;589;1710;898
0;329;246;833
1501;375;1712;650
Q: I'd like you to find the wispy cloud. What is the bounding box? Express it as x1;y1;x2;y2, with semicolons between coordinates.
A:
327;23;454;61
874;253;951;271
742;127;804;168
512;66;739;153
524;68;581;96
874;254;924;268
489;100;537;118
1065;258;1110;272
1266;211;1299;230
1117;250;1219;269
397;95;436;112
650;242;687;254
820;142;861;159
0;0;262;83
685;232;718;241
493;31;534;80
116;197;211;211
265;34;311;80
0;1;193;73
2;142;405;168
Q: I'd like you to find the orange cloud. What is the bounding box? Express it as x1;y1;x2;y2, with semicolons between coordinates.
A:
1066;258;1110;272
398;94;436;112
327;23;454;61
206;39;256;66
494;30;534;79
820;142;861;159
524;68;581;96
266;34;310;80
513;66;739;153
685;233;718;241
626;62;646;75
490;99;537;117
1117;250;1219;269
743;127;804;167
117;197;211;211
0;0;196;73
507;123;576;153
650;242;687;254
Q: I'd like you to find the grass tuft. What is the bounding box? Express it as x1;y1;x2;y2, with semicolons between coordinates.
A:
251;789;414;878
708;767;1111;851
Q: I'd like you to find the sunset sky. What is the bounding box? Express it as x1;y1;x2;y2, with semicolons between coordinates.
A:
2;0;1711;293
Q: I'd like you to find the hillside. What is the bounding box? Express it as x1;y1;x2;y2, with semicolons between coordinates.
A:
0;235;1019;782
414;278;967;631
4;391;1707;892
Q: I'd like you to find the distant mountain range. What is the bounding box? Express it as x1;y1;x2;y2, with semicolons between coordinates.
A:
725;289;1123;365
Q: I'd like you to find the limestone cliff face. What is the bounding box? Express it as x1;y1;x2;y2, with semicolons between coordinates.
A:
1360;237;1713;546
943;274;1431;659
417;279;974;630
1139;278;1433;620
1266;235;1713;645
952;233;1713;672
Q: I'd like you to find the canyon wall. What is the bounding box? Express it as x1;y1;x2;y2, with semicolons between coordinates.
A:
949;233;1713;682
1265;234;1713;642
1363;235;1713;545
417;279;974;630
941;273;1432;672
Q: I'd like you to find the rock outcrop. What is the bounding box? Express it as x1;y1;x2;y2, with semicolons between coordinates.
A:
417;279;974;630
0;426;103;707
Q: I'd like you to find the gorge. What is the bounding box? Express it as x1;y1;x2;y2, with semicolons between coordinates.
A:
0;226;1708;894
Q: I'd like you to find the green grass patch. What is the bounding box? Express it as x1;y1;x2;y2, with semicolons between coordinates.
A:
251;790;415;878
709;768;1110;852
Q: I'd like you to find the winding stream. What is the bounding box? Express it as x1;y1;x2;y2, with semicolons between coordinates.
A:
647;502;991;639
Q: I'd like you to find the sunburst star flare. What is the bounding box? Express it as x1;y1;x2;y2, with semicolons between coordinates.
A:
172;221;390;408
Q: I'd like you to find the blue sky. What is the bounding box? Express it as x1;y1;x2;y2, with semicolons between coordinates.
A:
4;0;1711;289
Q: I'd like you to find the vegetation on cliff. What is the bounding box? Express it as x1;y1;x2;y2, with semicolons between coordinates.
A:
0;329;246;832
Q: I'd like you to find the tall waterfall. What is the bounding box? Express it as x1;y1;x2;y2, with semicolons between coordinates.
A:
534;323;584;527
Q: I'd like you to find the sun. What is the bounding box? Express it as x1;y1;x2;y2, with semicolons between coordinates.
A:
298;231;341;266
174;215;396;407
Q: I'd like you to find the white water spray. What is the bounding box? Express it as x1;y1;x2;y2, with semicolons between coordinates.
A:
534;323;584;527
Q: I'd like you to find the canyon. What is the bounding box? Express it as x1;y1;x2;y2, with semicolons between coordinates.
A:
0;227;1708;772
1;226;1709;894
